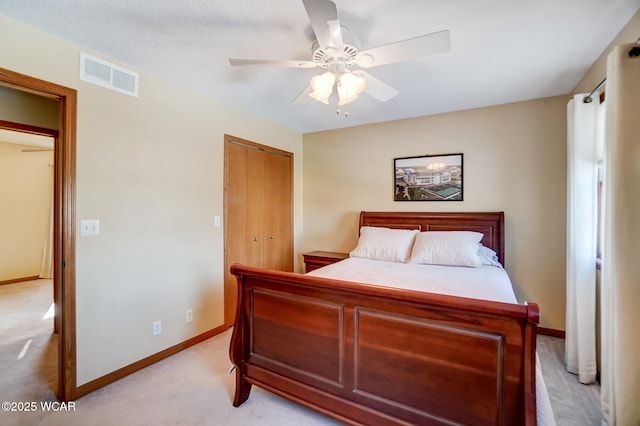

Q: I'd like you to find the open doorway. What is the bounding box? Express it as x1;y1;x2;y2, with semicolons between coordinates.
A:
0;125;57;400
0;67;77;400
0;127;56;287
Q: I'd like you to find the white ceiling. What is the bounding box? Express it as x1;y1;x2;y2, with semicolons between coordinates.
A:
0;128;54;148
1;1;638;133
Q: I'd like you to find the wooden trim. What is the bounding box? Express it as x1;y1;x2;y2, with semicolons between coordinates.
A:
59;83;77;401
0;119;59;137
225;133;293;158
524;303;539;425
74;325;228;399
0;275;41;286
537;327;565;338
0;67;77;401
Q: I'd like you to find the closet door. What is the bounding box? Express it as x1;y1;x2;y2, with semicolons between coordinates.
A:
263;150;293;271
245;146;265;267
224;135;293;327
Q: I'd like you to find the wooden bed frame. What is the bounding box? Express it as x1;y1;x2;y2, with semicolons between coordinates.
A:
229;211;538;425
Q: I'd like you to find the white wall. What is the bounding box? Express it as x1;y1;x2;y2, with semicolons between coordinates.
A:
573;9;640;94
302;96;568;330
0;15;303;385
0;142;52;280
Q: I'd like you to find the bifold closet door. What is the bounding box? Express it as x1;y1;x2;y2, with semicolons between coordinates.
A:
262;150;293;272
245;146;265;267
224;136;293;326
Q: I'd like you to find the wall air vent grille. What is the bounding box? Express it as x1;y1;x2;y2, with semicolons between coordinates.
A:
79;52;139;97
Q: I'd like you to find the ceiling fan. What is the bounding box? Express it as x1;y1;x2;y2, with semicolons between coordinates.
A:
228;0;450;114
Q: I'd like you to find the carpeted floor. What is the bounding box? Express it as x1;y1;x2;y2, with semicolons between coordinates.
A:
0;279;602;425
0;279;57;406
536;335;602;425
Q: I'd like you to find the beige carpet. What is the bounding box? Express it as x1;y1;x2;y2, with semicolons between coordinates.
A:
0;279;57;406
1;279;602;425
2;330;338;425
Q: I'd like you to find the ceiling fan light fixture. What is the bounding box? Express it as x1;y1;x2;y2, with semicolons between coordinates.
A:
230;0;452;114
337;70;366;106
309;71;336;104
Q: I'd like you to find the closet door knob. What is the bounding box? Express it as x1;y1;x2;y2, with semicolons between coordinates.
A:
253;237;259;241
269;235;275;239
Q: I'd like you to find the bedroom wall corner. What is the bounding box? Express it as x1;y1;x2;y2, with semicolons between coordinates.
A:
572;8;640;94
302;95;568;330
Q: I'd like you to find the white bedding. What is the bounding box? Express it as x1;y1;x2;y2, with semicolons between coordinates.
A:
307;257;557;426
307;257;518;303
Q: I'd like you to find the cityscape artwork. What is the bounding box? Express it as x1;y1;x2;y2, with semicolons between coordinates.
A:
394;153;463;201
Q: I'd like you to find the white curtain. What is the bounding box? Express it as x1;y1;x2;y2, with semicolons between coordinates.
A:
39;163;53;279
565;94;601;384
600;43;640;426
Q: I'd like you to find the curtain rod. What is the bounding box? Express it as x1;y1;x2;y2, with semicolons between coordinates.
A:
583;38;640;103
583;78;606;103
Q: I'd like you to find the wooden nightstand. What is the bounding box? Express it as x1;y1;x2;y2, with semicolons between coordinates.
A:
303;251;349;273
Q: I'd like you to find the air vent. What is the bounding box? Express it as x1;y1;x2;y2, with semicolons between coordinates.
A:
79;52;139;97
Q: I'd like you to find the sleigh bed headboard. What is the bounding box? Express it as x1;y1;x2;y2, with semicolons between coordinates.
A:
359;211;505;265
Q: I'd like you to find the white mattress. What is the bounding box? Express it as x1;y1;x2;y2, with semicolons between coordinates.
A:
307;257;557;426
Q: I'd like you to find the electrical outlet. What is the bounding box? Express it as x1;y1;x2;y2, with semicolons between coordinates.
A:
186;309;193;323
153;320;161;336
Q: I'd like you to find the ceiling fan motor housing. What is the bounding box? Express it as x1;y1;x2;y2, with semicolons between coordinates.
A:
311;26;360;65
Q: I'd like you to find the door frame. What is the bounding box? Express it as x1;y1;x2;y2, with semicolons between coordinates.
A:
0;68;77;401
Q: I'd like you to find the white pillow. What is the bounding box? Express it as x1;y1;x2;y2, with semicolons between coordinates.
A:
410;231;484;267
478;244;502;268
349;226;419;263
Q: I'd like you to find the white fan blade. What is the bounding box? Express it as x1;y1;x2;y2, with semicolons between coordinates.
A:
326;20;344;51
302;0;342;50
229;57;319;68
355;30;450;68
359;71;399;102
291;84;312;104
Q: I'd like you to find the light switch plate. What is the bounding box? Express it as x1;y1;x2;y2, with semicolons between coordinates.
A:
80;219;100;236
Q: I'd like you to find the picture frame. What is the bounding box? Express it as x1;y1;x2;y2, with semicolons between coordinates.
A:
394;153;463;201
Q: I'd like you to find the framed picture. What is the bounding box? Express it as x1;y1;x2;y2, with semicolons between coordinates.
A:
394;153;463;201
